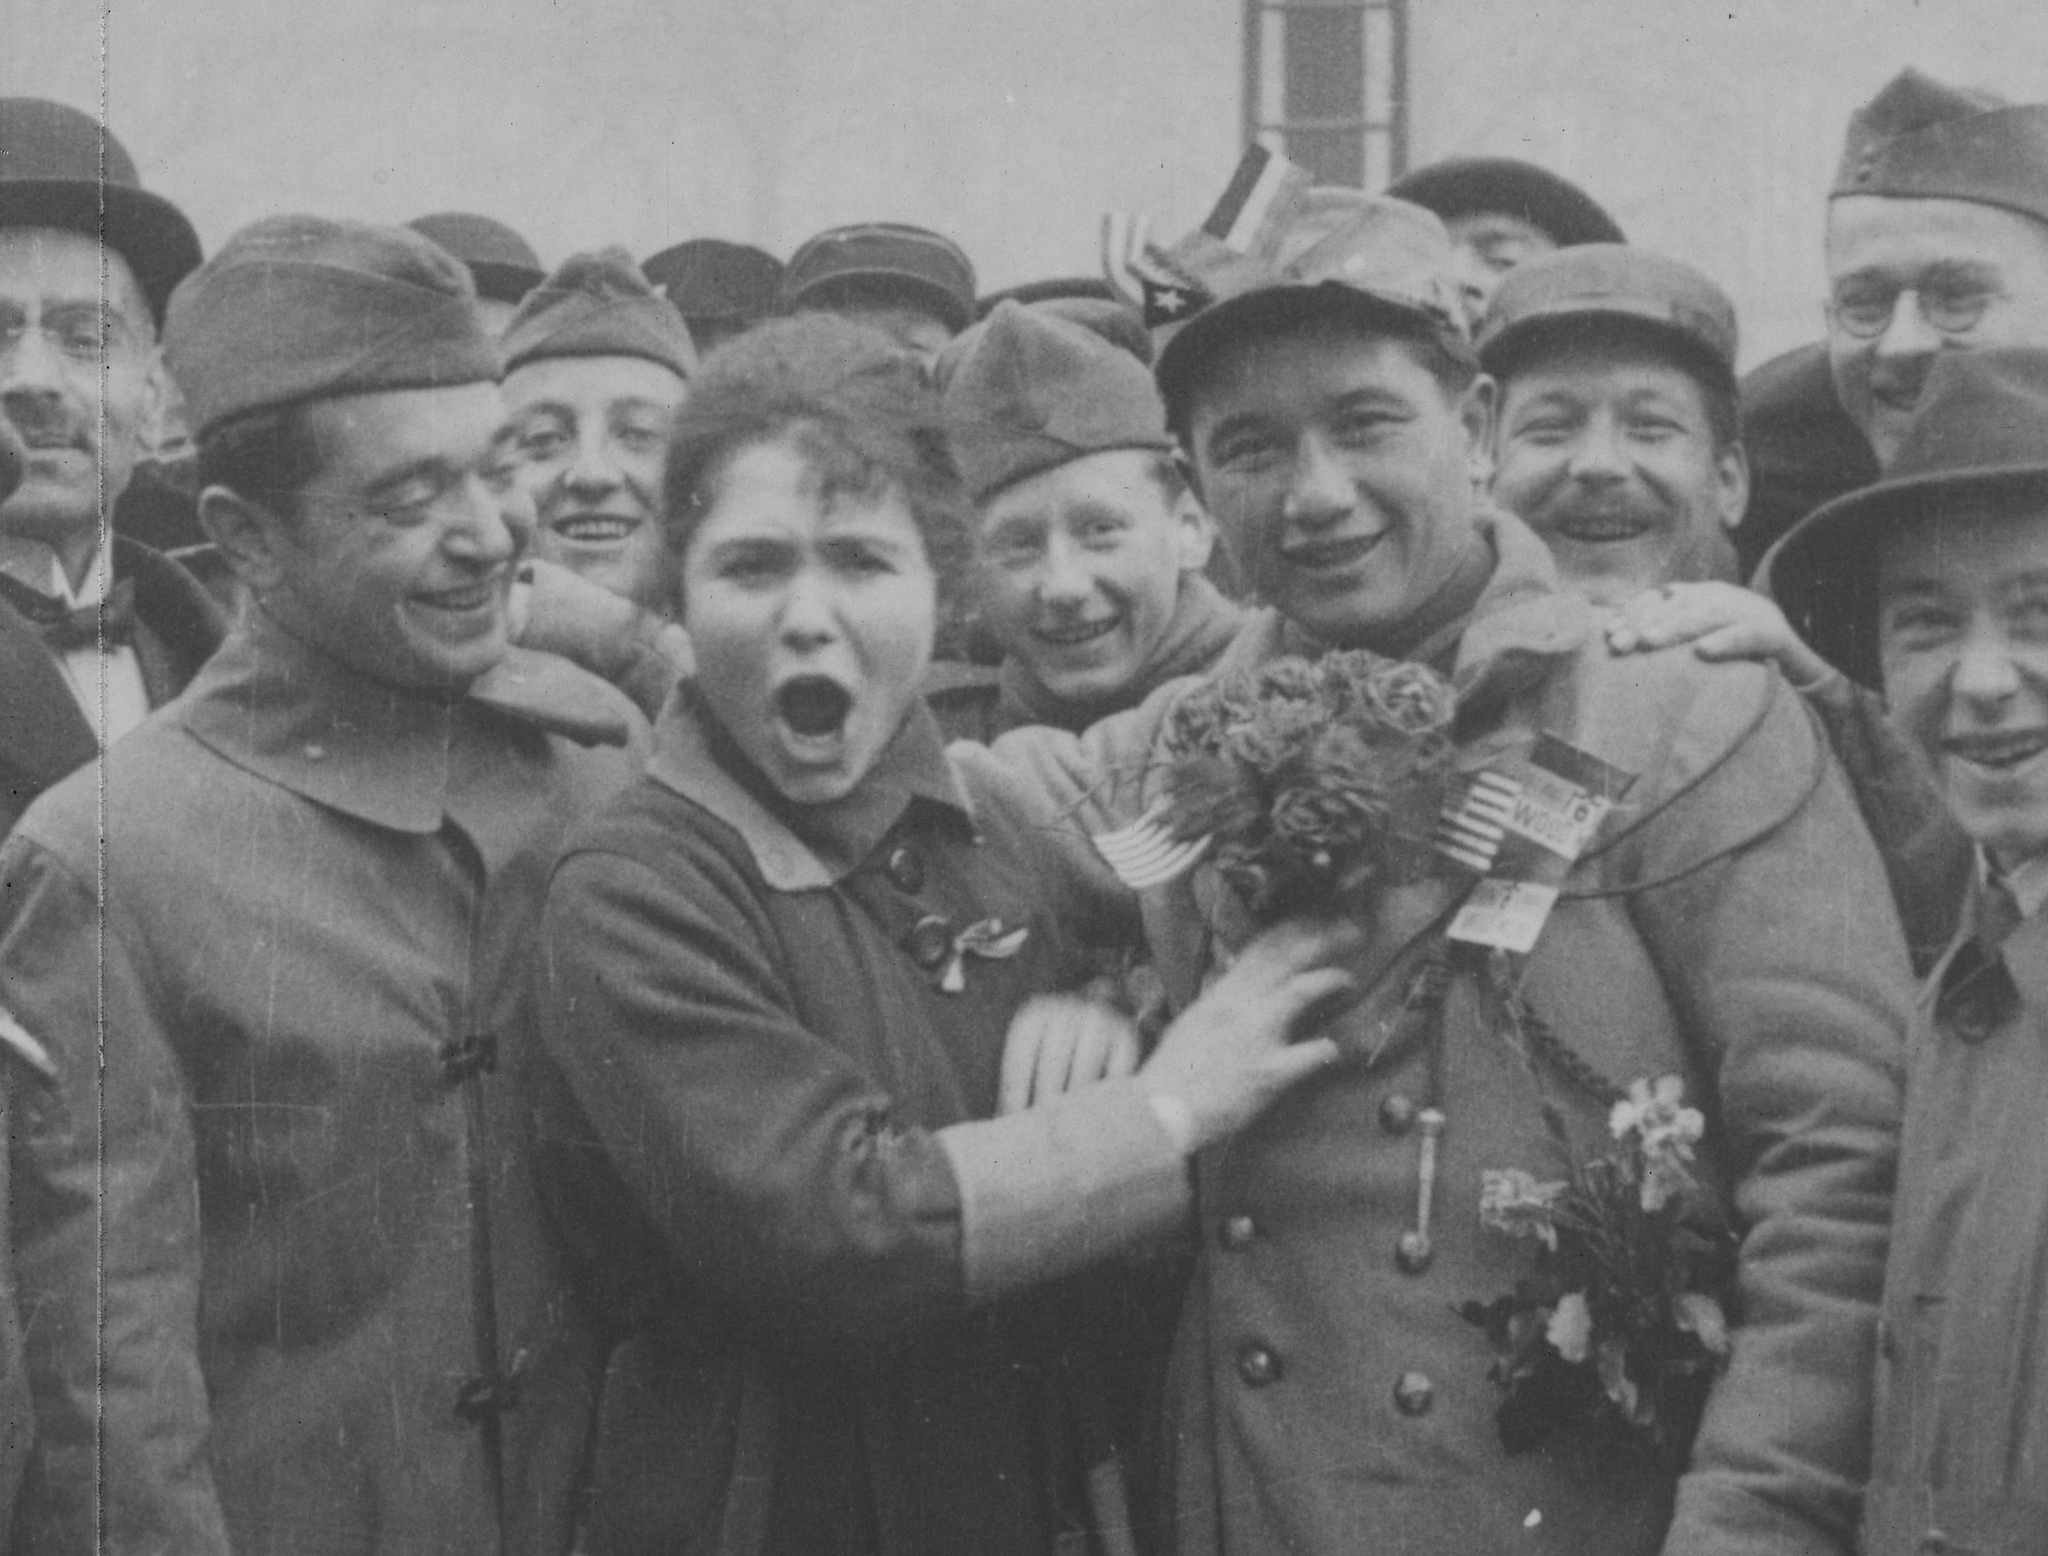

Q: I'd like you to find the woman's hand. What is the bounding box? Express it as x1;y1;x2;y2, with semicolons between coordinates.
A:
1138;917;1357;1154
1605;581;1836;690
997;995;1141;1114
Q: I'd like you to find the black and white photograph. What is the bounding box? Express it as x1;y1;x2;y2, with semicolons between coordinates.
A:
1;2;2045;1552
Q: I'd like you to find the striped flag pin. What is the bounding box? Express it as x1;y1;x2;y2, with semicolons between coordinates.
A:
1433;771;1521;874
1090;800;1212;891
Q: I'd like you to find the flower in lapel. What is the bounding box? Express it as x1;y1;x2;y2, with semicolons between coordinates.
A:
938;918;1030;994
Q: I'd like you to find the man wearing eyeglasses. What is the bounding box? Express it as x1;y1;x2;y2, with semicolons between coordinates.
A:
1826;71;2048;470
1740;71;2048;570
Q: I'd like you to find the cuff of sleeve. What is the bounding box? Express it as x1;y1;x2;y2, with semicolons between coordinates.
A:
938;1079;1192;1301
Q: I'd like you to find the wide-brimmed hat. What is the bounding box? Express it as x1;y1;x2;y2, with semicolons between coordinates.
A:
1477;243;1738;392
1151;189;1466;423
1386;156;1625;248
0;97;202;324
1758;347;2048;688
405;212;545;304
780;222;977;333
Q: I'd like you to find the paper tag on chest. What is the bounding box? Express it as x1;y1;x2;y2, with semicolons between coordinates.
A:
1447;734;1635;954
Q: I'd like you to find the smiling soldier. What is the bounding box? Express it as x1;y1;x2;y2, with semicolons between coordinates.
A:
932;300;1242;741
954;187;1909;1556
1740;70;2048;569
1483;245;1748;604
0;215;643;1554
501;248;698;617
1757;347;2048;1556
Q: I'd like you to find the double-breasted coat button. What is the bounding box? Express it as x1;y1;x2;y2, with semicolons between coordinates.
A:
885;845;925;894
1395;1230;1433;1274
906;915;954;969
1379;1093;1418;1135
1219;1214;1257;1250
1236;1344;1282;1387
1393;1371;1434;1416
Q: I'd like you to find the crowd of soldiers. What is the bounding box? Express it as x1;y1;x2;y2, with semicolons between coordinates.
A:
0;61;2044;1556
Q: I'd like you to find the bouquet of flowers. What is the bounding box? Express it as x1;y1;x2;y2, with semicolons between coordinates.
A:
1457;1076;1740;1467
1153;649;1459;922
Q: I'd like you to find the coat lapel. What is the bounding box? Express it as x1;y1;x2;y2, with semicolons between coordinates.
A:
0;592;97;792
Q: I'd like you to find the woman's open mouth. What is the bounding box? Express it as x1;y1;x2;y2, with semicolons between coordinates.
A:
776;675;854;741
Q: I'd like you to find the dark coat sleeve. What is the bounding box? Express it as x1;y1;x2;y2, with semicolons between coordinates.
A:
1620;683;1909;1556
0;836;227;1556
1802;673;1972;974
539;836;974;1347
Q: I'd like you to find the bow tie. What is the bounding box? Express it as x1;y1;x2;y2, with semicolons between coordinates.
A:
0;572;138;651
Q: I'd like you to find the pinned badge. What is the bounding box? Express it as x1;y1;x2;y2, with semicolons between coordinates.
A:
938;919;1032;994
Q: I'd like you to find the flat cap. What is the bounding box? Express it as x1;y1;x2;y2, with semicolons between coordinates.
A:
1387;156;1625;247
0;97;202;324
1153;189;1467;415
1477;243;1737;387
642;238;783;325
406;212;545;304
500;247;698;382
939;299;1172;503
165;214;499;439
1759;347;2048;688
781;222;977;333
1832;69;2048;225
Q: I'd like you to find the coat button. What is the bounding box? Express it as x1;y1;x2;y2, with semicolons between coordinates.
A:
1236;1344;1282;1387
1219;1214;1257;1250
885;845;925;894
1393;1371;1434;1416
1395;1230;1433;1274
906;915;954;969
1379;1093;1418;1135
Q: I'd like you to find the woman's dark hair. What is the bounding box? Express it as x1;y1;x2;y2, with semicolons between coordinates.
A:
662;314;970;602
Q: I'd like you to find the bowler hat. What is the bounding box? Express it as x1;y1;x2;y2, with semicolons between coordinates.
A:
1477;244;1738;391
642;238;783;327
1758;347;2048;688
405;212;545;304
0;98;201;324
1152;189;1467;423
1832;70;2048;227
781;222;977;334
1386;156;1625;248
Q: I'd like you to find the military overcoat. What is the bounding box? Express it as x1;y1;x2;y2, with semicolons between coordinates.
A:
1863;893;2048;1556
0;609;641;1555
960;507;1911;1556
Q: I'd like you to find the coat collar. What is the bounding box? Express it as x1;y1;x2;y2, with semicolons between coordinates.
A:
180;605;630;835
646;689;975;891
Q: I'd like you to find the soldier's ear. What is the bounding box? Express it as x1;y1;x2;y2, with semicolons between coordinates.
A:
197;485;291;595
1460;373;1499;491
1715;440;1751;534
1172;485;1217;575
